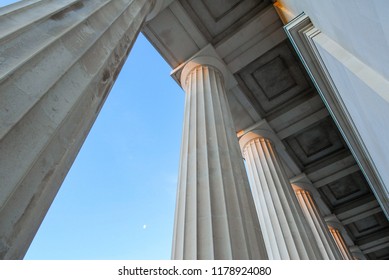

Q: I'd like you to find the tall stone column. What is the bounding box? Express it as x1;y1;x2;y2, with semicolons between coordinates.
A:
239;132;323;259
291;176;342;259
172;57;268;260
328;227;353;259
0;0;155;259
326;218;353;260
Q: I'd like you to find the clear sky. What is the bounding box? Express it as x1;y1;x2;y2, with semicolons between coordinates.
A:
1;0;185;260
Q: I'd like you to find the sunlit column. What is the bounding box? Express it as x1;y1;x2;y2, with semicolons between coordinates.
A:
291;175;342;259
172;57;268;260
239;132;323;259
0;0;155;259
326;220;353;260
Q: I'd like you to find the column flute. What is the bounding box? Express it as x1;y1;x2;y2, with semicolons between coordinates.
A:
172;56;268;260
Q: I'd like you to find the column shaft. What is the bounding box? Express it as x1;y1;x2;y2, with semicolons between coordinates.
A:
0;0;154;259
328;226;353;260
293;187;342;259
241;136;322;259
172;64;267;260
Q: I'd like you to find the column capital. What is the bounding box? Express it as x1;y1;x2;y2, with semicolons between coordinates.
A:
290;173;322;197
324;214;353;245
180;55;228;89
172;44;238;90
325;214;343;229
238;119;301;176
291;173;332;216
238;131;272;154
290;173;313;193
325;216;355;259
238;120;277;151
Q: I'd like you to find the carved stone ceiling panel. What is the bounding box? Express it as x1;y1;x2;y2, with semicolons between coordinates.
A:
367;247;389;260
346;213;389;240
319;171;371;209
236;41;312;117
179;0;269;43
354;214;382;233
283;116;346;167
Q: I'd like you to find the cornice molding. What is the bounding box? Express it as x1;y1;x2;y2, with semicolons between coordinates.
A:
284;13;389;219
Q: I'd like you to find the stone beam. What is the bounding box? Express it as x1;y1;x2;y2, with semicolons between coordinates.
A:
335;197;382;225
306;155;357;187
358;229;389;255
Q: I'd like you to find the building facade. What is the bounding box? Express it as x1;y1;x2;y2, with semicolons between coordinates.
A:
0;0;388;259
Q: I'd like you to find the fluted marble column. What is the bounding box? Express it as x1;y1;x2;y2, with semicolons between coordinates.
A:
326;223;353;260
291;177;342;259
239;132;322;259
172;57;268;260
0;0;155;259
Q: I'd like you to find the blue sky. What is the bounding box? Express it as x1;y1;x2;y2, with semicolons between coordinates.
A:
1;0;185;259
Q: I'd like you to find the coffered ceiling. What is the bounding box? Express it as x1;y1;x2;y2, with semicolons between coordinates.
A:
143;0;389;259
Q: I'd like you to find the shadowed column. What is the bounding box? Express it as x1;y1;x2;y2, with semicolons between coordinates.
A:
0;0;155;259
239;132;323;259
